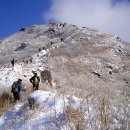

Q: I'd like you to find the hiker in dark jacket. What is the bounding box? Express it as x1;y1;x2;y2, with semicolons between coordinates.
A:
30;73;40;91
11;59;15;67
11;79;22;103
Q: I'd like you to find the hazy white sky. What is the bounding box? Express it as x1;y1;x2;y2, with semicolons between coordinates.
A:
44;0;130;42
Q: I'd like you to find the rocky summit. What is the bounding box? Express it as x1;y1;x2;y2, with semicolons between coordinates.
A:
0;22;129;130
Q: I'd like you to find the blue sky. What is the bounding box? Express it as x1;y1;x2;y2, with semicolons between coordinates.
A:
0;0;51;39
0;0;130;41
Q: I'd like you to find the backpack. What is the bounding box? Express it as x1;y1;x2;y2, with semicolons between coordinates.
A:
33;76;39;84
12;82;19;92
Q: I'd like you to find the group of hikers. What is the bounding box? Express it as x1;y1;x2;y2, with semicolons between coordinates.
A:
11;73;40;103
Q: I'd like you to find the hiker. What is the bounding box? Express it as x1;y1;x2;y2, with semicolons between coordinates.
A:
30;58;32;63
11;59;15;66
11;79;22;103
39;48;41;52
30;73;40;91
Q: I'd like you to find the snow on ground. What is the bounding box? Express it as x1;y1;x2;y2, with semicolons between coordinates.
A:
0;49;49;94
0;90;82;130
0;89;128;130
0;65;20;94
0;88;129;130
0;27;129;129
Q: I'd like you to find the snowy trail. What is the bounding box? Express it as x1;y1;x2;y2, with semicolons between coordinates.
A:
0;49;49;94
0;90;82;130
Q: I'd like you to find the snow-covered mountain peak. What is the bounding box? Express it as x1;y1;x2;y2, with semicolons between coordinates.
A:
0;22;129;130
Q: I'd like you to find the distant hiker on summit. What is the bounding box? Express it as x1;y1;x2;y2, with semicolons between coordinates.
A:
11;79;23;103
30;73;40;91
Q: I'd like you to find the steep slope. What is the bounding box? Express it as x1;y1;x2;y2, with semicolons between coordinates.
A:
0;22;129;130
